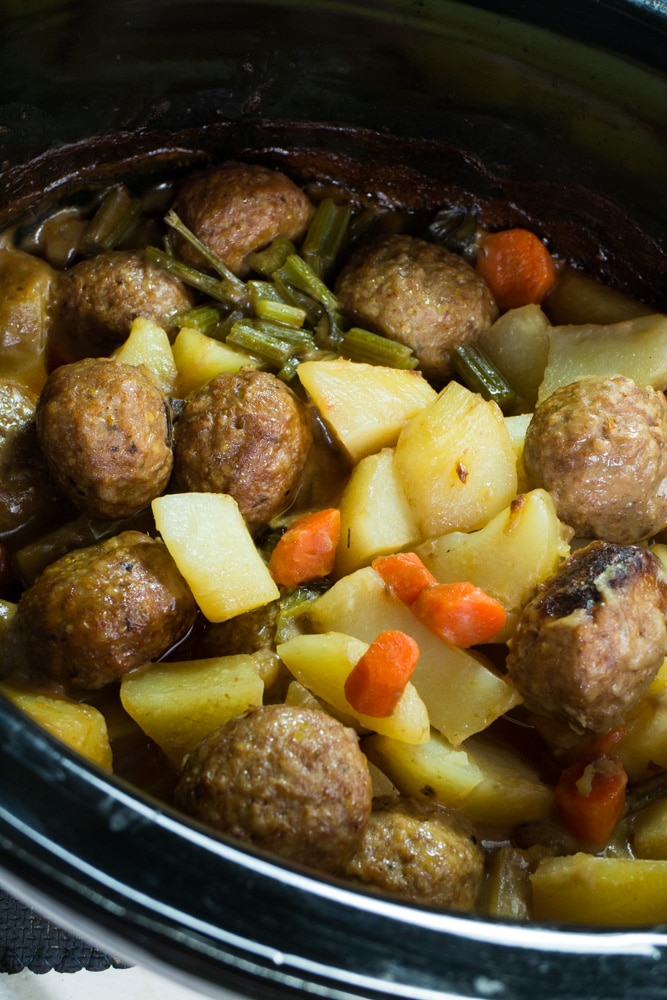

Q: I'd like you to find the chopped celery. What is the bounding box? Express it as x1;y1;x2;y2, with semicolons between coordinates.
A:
254;298;307;327
274;254;345;344
171;304;225;332
145;245;247;306
80;184;142;255
272;275;323;326
246;234;298;277
301;198;351;280
340;326;419;369
163;209;247;303
452;343;518;413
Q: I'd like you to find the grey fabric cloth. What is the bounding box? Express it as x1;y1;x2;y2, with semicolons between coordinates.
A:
0;891;129;974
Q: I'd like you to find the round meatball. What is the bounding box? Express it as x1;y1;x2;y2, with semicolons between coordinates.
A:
174;704;372;874
336;233;498;382
345;796;484;911
0;379;65;539
37;357;174;520
171;161;314;277
51;249;194;357
523;375;667;544
506;541;667;733
173;369;313;529
17;530;198;691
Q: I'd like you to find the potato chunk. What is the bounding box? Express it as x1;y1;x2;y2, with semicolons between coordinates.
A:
0;683;112;770
152;492;279;622
113;316;178;394
393;380;517;538
172;326;256;396
277;631;429;745
120;653;265;768
298;358;436;464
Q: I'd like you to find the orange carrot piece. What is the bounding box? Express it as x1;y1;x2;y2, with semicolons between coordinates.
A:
554;754;628;846
371;552;437;606
268;507;341;588
344;629;420;718
475;227;558;312
411;581;506;647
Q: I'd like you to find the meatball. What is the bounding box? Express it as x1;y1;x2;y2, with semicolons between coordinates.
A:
345;796;484;911
523;375;667;544
51;249;194;357
36;357;173;520
173;369;313;529
506;541;667;733
335;233;498;382
174;704;372;874
171;161;314;277
17;530;197;691
0;379;65;539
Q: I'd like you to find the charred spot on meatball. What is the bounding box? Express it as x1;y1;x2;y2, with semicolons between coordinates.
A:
506;541;667;734
174;704;372;875
171;161;314;277
172;369;313;530
523;375;667;544
36;357;174;520
17;530;197;692
335;233;498;383
50;249;194;358
345;795;484;910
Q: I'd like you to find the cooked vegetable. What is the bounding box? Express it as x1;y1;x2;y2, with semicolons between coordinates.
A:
268;507;341;587
475;228;558;312
113;316;178;394
411;581;507;648
344;629;420;718
371;552;437;606
554;753;628;846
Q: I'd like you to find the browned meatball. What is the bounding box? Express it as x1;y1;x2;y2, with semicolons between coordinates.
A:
524;375;667;544
174;704;372;874
345;796;484;910
51;249;194;357
37;357;173;520
17;530;197;691
0;379;66;540
173;369;313;529
506;541;667;734
336;234;498;382
171;161;313;277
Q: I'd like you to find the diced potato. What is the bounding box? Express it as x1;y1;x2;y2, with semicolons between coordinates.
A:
113;316;178;393
0;246;52;392
538;313;667;402
120;653;265;768
530;854;667;925
307;565;520;745
365;729;553;828
393;380;517;538
297;358;437;464
276;631;430;745
335;447;421;577
0;683;112;770
632;799;667;860
504;413;532;494
477;304;551;410
545;266;651;326
172;326;257;396
152;492;279;622
416;489;572;640
611;659;667;781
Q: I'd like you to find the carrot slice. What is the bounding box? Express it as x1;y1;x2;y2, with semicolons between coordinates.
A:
475;227;558;312
371;552;437;606
268;507;341;588
344;629;420;718
411;581;506;647
554;754;628;846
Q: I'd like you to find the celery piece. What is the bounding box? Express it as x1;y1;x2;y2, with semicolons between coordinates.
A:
171;304;225;333
248;280;287;306
452;343;518;413
80;184;142;255
274;254;345;344
276;356;302;384
272;275;323;327
163;209;247;303
301;198;351;280
246;234;298;277
339;326;419;370
255;298;307;327
226;321;296;366
145;245;244;305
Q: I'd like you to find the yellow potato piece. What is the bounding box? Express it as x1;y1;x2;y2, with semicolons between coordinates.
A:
477;303;551;411
152;492;279;622
335;447;421;577
120;653;265;769
0;683;112;770
393;379;517;538
277;631;430;745
307;565;520;745
172;326;256;396
530;854;667;926
298;358;436;464
113;315;178;394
